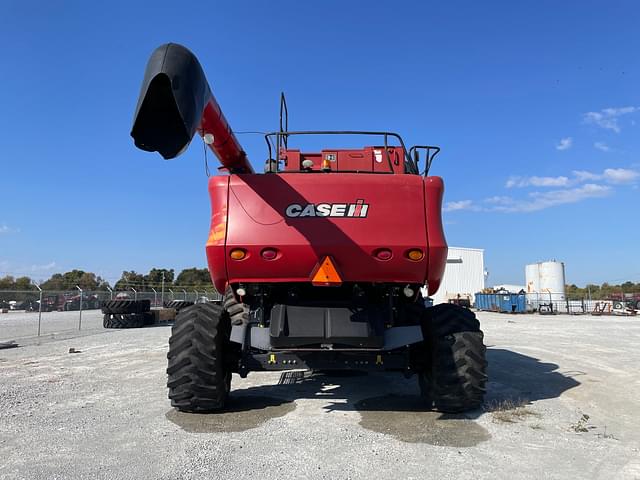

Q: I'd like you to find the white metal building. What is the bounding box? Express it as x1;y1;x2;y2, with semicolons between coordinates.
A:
493;284;526;293
427;247;485;305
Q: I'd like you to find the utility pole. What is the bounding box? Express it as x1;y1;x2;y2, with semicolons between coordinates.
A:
76;285;83;330
34;282;43;337
161;271;165;306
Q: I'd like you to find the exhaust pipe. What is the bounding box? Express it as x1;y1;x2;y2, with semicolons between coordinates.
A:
131;43;253;173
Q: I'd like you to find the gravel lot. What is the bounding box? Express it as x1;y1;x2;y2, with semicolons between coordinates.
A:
1;310;639;479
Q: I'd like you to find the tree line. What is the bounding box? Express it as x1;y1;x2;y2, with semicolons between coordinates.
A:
0;269;638;298
0;267;213;292
565;282;640;300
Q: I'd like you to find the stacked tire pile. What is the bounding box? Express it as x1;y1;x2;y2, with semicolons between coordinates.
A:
163;300;194;312
102;299;153;329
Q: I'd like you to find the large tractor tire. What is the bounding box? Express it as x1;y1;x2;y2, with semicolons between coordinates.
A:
143;311;155;326
164;300;194;312
417;304;487;413
103;313;146;329
102;299;150;315
223;287;249;326
167;303;232;412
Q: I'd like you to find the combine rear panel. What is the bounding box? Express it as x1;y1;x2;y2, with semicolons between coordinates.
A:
130;42;487;414
206;172;446;294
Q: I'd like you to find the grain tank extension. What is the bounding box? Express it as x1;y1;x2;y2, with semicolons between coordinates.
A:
131;43;487;413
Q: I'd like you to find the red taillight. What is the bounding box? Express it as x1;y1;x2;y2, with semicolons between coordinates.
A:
261;248;278;260
374;248;393;261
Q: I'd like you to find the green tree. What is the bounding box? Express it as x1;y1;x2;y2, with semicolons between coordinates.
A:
0;275;17;290
174;268;211;287
40;273;64;290
114;271;145;291
145;268;175;286
40;270;107;291
15;276;36;291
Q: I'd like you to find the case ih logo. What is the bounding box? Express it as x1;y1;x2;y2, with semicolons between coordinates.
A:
285;199;369;218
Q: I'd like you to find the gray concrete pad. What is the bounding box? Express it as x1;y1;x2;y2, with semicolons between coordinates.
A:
0;310;105;346
0;312;639;479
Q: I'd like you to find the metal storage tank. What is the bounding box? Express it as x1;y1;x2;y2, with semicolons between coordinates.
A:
525;260;566;311
539;261;565;300
525;263;540;294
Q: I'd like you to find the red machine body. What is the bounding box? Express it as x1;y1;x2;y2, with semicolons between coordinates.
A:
205;150;447;296
199;99;253;174
131;44;489;416
130;43;448;297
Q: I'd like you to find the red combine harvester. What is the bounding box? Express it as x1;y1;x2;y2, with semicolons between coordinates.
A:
131;44;487;413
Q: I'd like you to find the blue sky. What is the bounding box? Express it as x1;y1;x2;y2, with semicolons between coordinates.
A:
0;1;638;286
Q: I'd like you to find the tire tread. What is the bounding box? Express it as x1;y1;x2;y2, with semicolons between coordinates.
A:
166;303;231;412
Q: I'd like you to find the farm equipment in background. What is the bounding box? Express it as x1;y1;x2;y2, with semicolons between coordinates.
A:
131;43;487;413
34;293;102;312
608;292;640;311
39;294;66;312
448;294;472;309
62;293;101;311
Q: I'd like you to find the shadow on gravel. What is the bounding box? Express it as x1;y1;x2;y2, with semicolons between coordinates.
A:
165;348;580;444
352;394;490;446
485;348;582;406
166;395;295;433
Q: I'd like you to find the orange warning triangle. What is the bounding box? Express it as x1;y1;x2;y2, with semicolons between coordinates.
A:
311;256;343;286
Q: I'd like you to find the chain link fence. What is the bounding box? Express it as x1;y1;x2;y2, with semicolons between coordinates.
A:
505;292;640;315
0;288;222;342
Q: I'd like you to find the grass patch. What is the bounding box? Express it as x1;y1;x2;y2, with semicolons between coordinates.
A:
484;398;541;423
570;413;592;433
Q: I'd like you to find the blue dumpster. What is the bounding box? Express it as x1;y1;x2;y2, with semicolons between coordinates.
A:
475;292;526;313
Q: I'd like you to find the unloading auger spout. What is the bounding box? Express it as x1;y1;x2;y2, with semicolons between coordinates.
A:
131;43;253;173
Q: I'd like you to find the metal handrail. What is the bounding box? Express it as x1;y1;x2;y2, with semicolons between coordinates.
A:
264;130;419;174
408;145;441;176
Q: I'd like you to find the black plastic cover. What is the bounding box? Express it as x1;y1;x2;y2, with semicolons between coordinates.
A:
269;304;386;348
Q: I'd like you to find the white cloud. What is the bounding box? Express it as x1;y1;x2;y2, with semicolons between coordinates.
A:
0;224;18;234
30;262;57;272
556;137;573;151
447;166;638;215
573;168;639;184
509;168;639;189
443;200;476;212
486;184;612;213
603;168;639;184
594;142;610;152
583;106;638;133
572;170;600;182
485;196;513;204
506;176;570;188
